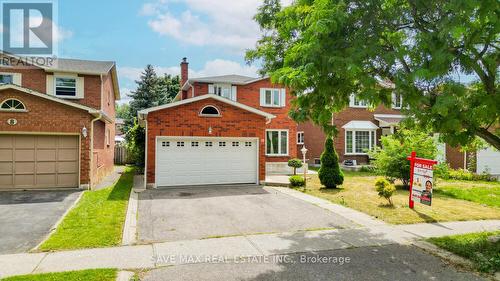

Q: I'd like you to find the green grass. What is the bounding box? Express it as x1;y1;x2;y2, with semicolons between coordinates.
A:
300;172;500;224
0;269;117;281
39;167;135;251
434;180;500;207
428;231;500;273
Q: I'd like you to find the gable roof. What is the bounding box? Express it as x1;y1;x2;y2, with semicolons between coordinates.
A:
181;75;268;91
0;84;113;122
138;94;275;120
1;52;120;100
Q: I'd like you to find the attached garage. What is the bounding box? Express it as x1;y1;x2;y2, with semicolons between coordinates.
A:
156;137;259;187
0;135;79;190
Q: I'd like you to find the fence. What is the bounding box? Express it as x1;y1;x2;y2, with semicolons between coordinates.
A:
114;145;129;165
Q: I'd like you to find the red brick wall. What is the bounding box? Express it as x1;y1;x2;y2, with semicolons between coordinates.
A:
92;120;114;183
146;98;268;184
299;105;402;165
0;67;47;93
0;89;92;185
191;79;297;162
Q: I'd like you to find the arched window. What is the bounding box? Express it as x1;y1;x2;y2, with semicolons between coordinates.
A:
200;105;220;116
0;99;26;111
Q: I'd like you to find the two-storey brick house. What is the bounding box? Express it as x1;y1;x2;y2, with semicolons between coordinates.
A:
138;58;297;188
297;94;466;169
0;53;120;190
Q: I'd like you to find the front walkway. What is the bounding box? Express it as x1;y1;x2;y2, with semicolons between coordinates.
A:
1;183;498;278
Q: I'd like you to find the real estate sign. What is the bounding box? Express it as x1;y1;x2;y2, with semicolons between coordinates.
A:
407;152;438;208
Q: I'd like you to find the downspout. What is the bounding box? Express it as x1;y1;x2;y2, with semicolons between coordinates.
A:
144;114;148;189
89;113;102;190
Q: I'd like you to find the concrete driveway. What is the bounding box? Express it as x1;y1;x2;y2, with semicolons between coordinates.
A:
0;190;81;254
137;185;357;243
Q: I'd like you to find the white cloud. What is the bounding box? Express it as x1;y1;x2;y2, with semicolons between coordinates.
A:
143;0;265;52
119;59;258;82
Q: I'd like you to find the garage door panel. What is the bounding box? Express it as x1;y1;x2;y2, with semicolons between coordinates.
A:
0;149;13;161
0;135;79;190
37;149;57;161
15;149;35;161
156;138;258;187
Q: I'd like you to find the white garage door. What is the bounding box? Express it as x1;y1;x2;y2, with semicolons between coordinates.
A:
156;137;258;187
477;147;500;176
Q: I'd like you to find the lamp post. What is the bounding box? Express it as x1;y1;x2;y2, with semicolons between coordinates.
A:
301;145;308;186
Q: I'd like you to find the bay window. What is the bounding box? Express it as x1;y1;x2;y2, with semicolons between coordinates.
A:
266;130;288;156
345;130;377;154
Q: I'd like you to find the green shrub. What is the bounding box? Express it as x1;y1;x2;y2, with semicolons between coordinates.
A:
359;166;375;173
318;137;344;188
435;165;495;182
368;129;436;187
289;175;305;187
433;163;451;179
287;158;303;175
375;177;396;205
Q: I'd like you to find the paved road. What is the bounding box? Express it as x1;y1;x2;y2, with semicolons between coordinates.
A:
138;185;357;242
0;190;81;254
142;244;485;281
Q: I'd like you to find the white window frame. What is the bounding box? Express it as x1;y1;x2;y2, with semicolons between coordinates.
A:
392;92;403;109
0;73;14;84
260;88;285;108
0;98;27;112
265;129;289;156
199;105;221;117
210;83;237;101
345;129;377;155
54;75;77;98
297;131;304;145
349;94;368;108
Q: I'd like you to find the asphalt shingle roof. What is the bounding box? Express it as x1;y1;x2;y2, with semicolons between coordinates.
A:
190;75;261;85
47;58;115;74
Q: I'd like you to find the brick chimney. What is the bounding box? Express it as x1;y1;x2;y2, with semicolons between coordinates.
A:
180;57;188;87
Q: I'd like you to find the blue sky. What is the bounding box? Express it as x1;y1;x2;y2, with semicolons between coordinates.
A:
55;0;271;103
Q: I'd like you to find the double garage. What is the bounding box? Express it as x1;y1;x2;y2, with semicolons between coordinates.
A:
155;137;259;187
0;135;79;190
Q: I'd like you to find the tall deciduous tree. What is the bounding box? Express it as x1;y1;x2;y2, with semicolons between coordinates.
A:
247;0;499;149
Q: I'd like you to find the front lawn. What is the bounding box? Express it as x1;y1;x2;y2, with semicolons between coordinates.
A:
434;180;500;208
0;269;117;281
39;167;135;251
428;231;500;273
301;172;500;224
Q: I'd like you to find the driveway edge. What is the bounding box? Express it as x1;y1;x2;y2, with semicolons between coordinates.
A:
31;191;84;252
122;175;144;246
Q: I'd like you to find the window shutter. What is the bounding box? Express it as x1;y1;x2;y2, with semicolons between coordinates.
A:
13;73;22;86
349;94;355;107
259;88;265;106
76;77;85;98
208;84;214;94
280;88;286;107
46;75;54;95
231;86;237;101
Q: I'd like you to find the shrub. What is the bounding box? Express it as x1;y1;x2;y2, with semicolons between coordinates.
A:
434;163;451;179
368;129;436;187
435;165;495;182
359;166;375;173
318;137;344;188
288;158;303;175
375;177;396;205
289;175;305;188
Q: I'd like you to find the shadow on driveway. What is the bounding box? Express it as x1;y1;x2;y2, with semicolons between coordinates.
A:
0;190;81;254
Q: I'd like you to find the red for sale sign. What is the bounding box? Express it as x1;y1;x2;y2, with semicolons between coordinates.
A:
407;152;438;208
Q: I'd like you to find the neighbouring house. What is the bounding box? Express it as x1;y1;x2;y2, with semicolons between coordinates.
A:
138;58;297;188
0;53;119;190
296;94;485;173
115;118;126;144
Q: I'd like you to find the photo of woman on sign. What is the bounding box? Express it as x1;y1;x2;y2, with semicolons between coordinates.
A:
420;180;433;206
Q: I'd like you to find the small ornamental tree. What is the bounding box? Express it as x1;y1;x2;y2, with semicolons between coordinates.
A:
318;137;344;188
375;178;396;206
288;158;303;175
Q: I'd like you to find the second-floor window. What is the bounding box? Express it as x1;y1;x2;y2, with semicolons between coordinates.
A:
55;77;77;97
0;74;13;84
209;84;236;101
260;88;285;107
297;131;304;145
392;93;402;109
349;94;368;108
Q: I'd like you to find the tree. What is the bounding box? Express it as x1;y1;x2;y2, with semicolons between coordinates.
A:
158;74;181;102
288;158;303;175
368;129;437;187
115;103;130;119
247;0;499;148
318;137;344;188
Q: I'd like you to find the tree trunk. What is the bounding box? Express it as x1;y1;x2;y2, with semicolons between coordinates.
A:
476;128;500;150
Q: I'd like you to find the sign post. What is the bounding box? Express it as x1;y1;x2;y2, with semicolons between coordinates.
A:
407;152;438;209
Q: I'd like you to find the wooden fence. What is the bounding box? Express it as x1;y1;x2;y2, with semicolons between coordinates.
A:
114;145;129;165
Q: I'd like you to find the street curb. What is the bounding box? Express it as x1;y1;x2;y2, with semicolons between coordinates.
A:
411;240;475;270
116;270;135;281
31;191;85;252
122;188;139;246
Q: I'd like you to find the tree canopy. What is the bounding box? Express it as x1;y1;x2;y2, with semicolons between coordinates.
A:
247;0;499;149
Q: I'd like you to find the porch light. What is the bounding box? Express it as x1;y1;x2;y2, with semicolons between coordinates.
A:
82;126;88;138
208;126;212;135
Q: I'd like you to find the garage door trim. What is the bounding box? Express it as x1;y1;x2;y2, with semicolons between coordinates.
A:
0;132;81;189
155;136;260;187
